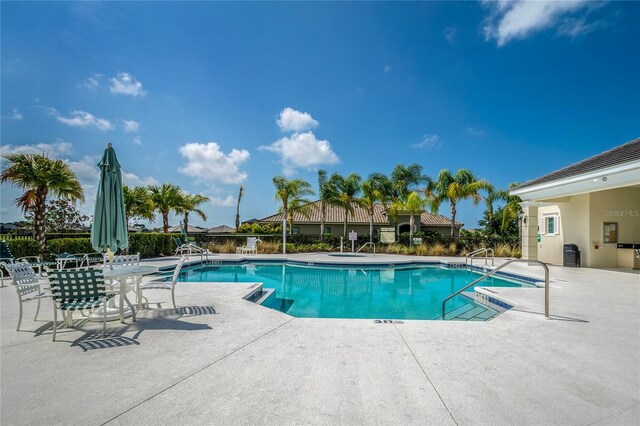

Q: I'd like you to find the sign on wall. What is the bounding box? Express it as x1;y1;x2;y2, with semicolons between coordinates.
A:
380;227;395;244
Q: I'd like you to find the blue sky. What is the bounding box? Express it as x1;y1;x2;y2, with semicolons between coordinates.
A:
2;1;639;229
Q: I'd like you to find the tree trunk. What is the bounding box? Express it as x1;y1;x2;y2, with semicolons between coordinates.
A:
320;202;325;241
184;212;190;234
282;206;287;254
235;199;241;229
343;208;348;237
450;202;457;238
369;213;374;244
409;214;414;244
163;212;169;233
34;194;47;256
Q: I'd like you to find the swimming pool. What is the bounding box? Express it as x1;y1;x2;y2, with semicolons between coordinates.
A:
179;263;531;320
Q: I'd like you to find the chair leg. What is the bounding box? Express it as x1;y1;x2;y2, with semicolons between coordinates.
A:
52;307;57;341
172;286;176;310
17;298;23;331
34;297;41;322
102;298;107;338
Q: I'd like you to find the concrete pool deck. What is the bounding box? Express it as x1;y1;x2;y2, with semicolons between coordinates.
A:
1;254;638;425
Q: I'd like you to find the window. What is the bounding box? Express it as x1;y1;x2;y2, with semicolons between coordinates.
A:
542;215;559;236
292;227;300;235
324;227;331;234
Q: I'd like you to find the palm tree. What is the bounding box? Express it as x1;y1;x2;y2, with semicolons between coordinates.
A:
272;176;314;254
235;185;244;230
123;185;155;226
330;173;361;236
390;163;427;201
1;153;84;255
149;183;183;233
358;179;384;243
390;191;426;243
317;169;339;239
178;193;210;232
282;198;314;234
431;169;493;237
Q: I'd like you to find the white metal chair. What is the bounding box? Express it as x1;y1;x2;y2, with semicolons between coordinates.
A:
139;256;187;310
2;261;52;331
238;237;261;254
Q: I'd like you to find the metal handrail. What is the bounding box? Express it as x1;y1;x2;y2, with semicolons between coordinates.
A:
465;247;494;266
441;259;550;320
356;242;376;255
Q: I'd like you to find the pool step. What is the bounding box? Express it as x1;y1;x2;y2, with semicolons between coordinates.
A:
444;296;500;321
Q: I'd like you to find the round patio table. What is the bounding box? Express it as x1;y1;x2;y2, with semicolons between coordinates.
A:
88;265;158;323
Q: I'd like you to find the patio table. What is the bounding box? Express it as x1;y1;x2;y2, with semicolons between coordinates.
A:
88;265;158;323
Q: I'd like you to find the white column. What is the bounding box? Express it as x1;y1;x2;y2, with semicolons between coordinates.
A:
520;202;539;262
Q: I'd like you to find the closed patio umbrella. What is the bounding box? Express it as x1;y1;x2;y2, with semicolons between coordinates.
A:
91;143;129;253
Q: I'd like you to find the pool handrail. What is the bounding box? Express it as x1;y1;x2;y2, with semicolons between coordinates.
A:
465;247;494;267
356;242;376;256
441;259;550;320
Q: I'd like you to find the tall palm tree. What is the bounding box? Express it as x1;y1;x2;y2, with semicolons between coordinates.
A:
178;193;210;232
123;185;155;226
282;199;314;234
431;169;493;237
235;185;244;230
358;179;385;243
1;153;84;255
390;191;426;243
317;169;339;238
149;183;183;233
272;176;314;254
330;173;361;237
390;163;427;201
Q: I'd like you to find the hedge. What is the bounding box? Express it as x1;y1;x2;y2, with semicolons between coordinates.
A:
47;238;94;257
128;233;176;258
4;239;40;258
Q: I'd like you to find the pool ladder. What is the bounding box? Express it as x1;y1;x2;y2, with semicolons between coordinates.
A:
356;242;376;255
465;247;494;267
441;259;550;320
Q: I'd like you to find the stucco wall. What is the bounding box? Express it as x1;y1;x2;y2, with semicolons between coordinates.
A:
286;223;453;237
536;187;640;267
587;187;640;268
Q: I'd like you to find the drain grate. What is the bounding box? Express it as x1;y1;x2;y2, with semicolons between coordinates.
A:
374;319;404;324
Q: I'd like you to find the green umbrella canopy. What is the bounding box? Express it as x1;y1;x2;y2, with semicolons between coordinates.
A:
91;143;129;253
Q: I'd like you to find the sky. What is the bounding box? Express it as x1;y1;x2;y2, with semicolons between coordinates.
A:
1;1;639;229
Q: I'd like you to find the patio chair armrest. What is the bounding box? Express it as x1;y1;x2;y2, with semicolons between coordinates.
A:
17;256;42;263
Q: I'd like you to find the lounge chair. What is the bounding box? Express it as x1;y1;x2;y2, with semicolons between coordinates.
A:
138;256;187;310
1;261;52;331
174;237;211;257
48;268;114;341
238;237;260;254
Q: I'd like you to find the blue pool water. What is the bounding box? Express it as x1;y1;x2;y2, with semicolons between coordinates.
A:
179;263;529;320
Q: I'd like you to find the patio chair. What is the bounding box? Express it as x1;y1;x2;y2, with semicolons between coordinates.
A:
48;268;114;341
174;238;190;256
103;253;141;300
1;240;53;284
1;261;51;331
138;256;187;310
238;237;261;254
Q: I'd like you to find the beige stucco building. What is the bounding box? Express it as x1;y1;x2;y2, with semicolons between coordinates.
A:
258;200;461;238
511;138;640;269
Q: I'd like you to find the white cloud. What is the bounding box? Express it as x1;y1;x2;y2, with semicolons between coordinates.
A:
109;72;147;97
68;156;100;183
444;26;457;43
464;127;485;137
178;142;250;184
132;136;142;145
46;107;113;131
210;195;235;207
277;107;319;132
121;171;158;187
82;74;101;90
121;119;140;133
482;0;604;46
0;140;72;157
412;134;441;149
5;108;23;120
259;131;339;175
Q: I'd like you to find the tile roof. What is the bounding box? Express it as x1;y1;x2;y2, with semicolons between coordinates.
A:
258;200;461;227
514;137;640;190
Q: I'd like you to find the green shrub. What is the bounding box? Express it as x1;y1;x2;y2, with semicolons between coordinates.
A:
5;239;40;258
47;238;94;257
129;233;175;258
